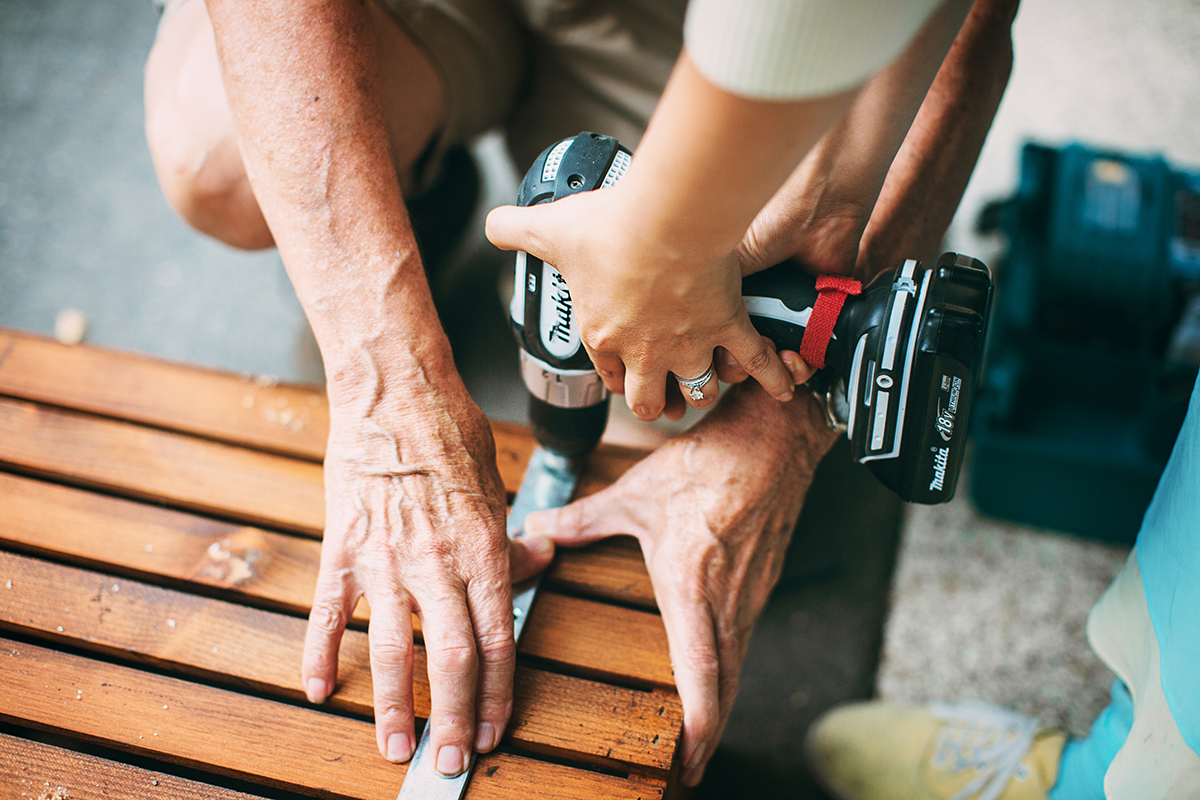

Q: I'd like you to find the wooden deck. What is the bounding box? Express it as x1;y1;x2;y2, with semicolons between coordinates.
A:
0;328;682;799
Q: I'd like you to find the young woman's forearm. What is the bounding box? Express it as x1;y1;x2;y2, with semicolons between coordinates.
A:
613;52;855;260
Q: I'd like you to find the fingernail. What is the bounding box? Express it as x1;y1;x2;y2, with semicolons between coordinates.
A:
783;353;808;382
683;762;708;788
475;722;497;752
524;534;553;558
387;732;413;762
523;512;546;537
775;390;794;402
436;745;465;776
686;741;708;771
305;677;327;704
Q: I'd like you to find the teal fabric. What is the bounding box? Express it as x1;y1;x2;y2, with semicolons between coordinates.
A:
1049;681;1133;800
1136;373;1200;756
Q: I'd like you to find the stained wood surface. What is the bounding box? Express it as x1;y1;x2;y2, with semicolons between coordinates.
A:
0;328;643;497
0;327;679;797
0;468;654;614
0;328;654;604
0;472;671;686
0;328;331;460
0;396;324;536
2;733;268;800
0;395;652;611
0;550;680;773
0;638;665;800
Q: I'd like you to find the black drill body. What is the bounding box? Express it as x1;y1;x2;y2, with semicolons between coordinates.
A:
511;133;993;503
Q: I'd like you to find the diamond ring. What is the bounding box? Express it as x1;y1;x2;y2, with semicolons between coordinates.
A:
675;363;714;401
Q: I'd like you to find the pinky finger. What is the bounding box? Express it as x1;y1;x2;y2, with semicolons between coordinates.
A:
780;350;816;386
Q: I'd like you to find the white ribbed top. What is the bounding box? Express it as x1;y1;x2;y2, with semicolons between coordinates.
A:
683;0;943;99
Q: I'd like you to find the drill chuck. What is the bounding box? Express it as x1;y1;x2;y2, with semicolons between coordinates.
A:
510;133;993;501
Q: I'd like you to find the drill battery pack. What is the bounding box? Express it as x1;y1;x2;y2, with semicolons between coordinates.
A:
970;142;1200;542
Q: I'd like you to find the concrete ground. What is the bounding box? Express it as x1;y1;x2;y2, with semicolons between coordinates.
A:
2;0;1198;796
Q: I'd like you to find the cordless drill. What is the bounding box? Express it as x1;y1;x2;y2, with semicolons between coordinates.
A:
510;132;992;504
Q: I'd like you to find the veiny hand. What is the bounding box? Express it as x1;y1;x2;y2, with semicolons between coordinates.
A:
487;184;803;422
521;381;837;786
300;368;554;774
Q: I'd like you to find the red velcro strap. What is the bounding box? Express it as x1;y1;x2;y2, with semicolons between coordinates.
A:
799;275;862;370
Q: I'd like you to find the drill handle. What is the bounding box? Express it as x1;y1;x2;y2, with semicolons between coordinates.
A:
741;266;824;365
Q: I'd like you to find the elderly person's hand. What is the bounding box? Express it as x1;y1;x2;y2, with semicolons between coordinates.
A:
520;382;837;786
302;360;556;774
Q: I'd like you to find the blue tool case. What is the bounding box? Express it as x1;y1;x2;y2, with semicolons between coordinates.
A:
970;142;1200;542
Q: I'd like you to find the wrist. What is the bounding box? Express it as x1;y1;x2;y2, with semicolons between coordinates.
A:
701;381;839;472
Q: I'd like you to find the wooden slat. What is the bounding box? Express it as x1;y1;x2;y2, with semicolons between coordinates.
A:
0;328;330;460
0;472;673;688
0;470;654;614
0;397;323;536
523;594;673;688
0;551;681;774
0;328;644;497
0;394;652;596
549;537;656;610
0;638;664;800
1;732;267;800
0;471;327;615
0;326;652;599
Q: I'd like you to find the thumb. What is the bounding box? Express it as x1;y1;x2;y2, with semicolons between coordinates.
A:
485;203;556;259
524;493;631;548
508;534;555;583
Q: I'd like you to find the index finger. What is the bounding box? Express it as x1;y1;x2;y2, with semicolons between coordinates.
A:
722;320;795;402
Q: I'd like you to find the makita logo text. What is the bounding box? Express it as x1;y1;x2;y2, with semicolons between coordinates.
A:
929;446;949;492
546;272;573;344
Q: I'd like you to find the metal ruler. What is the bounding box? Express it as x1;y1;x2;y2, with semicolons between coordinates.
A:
395;447;582;800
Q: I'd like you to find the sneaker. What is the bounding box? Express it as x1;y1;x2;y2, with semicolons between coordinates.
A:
804;700;1066;800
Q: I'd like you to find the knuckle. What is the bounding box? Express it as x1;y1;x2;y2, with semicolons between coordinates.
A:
682;644;721;678
429;634;478;673
376;698;415;719
308;601;348;637
475;630;517;666
586;328;618;355
431;711;473;739
742;347;772;374
369;632;414;663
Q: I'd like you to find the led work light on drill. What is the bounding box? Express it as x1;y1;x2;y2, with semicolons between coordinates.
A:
510;132;994;504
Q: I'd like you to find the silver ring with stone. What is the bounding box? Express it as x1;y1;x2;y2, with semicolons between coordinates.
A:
675;363;715;401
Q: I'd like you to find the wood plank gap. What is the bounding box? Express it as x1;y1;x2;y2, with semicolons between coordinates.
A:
0;729;278;800
0;329;646;498
0;550;682;774
0;472;673;688
0;637;667;800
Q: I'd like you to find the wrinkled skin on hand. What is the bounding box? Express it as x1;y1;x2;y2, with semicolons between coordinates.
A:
301;356;552;774
523;381;838;786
